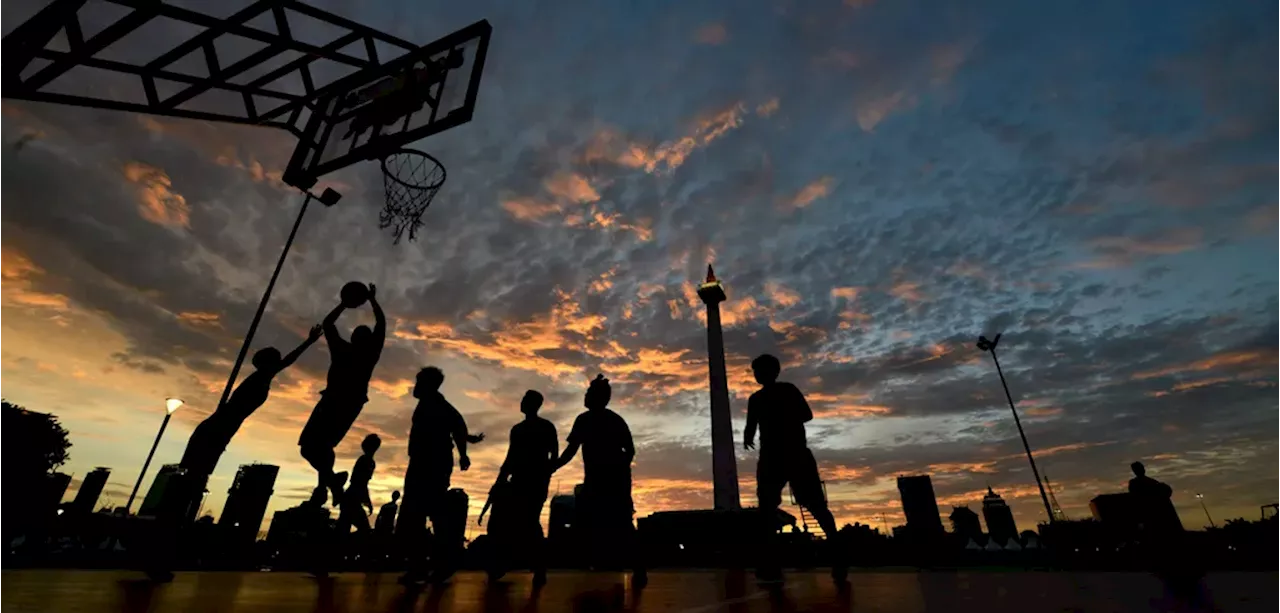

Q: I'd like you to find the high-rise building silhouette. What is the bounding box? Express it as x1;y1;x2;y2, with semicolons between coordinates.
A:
219;464;278;543
41;472;72;514
697;265;741;511
70;467;110;515
896;475;944;539
549;483;584;542
982;487;1019;545
138;464;181;518
949;505;983;542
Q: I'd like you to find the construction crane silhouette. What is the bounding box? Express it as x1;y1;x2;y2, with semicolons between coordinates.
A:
1045;474;1069;521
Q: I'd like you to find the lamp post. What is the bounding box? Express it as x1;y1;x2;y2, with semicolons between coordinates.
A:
1195;493;1216;529
977;334;1055;523
124;398;184;515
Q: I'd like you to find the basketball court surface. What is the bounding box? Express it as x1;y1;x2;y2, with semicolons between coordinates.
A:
1;569;1274;612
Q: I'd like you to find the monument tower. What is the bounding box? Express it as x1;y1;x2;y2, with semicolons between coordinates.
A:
698;265;742;510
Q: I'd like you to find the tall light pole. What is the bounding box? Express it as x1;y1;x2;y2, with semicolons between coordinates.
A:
1195;493;1216;529
124;398;184;515
977;334;1055;523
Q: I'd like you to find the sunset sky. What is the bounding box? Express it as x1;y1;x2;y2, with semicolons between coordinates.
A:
2;0;1276;538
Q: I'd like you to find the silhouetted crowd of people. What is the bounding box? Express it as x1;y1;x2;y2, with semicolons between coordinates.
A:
137;281;859;588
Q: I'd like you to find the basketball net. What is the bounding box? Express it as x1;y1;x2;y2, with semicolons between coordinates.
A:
380;149;446;244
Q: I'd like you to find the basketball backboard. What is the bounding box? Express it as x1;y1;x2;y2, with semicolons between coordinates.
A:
282;19;490;189
3;0;490;191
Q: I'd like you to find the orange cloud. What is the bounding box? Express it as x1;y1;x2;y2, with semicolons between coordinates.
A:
928;461;999;475
830;286;871;328
369;377;414;400
123;161;190;228
544;172;601;204
756;98;780;117
1;249;71;312
808;392;893;418
935;483;1045;508
783;176;837;210
856;90;916;132
1076;228;1202;269
1024;406;1064;417
591;104;749;175
589;267;617;294
889;280;925;302
399;290;609;380
501;196;561;222
694;23;728;45
570;207;654;241
1133;348;1278;381
213;151;288;191
177;311;221;328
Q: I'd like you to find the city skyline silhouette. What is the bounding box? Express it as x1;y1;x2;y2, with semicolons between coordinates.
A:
2;0;1276;552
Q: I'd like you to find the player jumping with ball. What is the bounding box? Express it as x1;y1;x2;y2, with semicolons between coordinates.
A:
299;281;386;505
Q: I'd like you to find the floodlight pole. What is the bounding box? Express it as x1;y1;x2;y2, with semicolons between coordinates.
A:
213;191;315;413
977;334;1055;523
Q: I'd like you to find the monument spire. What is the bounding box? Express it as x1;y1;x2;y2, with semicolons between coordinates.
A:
697;264;741;510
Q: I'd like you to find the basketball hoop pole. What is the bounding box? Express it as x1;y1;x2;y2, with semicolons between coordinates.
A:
213;191;314;413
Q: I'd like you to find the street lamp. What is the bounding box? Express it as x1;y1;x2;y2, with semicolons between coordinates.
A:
976;333;1055;523
1196;493;1216;529
124;398;184;514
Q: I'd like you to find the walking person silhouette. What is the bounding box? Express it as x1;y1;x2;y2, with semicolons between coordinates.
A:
299;283;386;505
336;434;381;535
146;325;323;581
480;390;558;586
396;367;484;585
744;354;847;584
553;374;647;587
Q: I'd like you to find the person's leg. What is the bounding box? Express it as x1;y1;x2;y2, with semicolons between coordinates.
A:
301;443;336;494
792;449;846;583
528;479;550;586
397;463;430;583
755;455;786;582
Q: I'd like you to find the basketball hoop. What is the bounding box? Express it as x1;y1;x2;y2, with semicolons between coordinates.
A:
380;149;446;244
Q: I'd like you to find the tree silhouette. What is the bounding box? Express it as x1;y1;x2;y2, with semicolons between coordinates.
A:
3;400;72;475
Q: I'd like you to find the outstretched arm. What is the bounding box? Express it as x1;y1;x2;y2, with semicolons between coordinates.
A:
451;406;475;470
496;431;516;484
322;303;346;346
553;441;580;472
369;283;386;347
278;325;323;371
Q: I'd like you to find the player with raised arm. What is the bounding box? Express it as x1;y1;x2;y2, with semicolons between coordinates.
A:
146;325;323;582
299;282;386;505
744;354;847;585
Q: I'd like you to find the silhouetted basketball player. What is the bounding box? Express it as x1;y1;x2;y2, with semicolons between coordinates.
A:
397;367;484;585
483;390;558;585
376;491;400;536
554;374;647;586
744;354;846;584
337;434;381;535
299;284;385;505
146;325;322;581
183;325;323;495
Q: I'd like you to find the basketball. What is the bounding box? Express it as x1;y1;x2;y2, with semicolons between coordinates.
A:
340;281;370;308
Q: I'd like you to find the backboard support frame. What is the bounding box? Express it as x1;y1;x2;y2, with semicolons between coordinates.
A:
3;0;490;189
